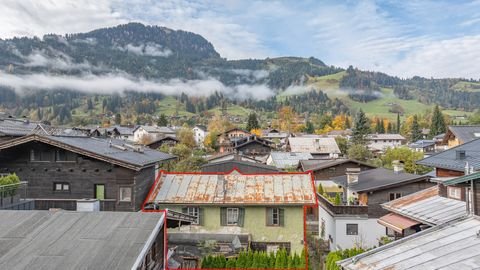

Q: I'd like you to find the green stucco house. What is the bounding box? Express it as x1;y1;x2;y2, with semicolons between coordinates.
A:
144;169;316;266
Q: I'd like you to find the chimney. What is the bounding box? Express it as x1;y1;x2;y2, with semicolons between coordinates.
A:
346;168;361;184
76;199;100;212
456;150;466;160
392;160;404;174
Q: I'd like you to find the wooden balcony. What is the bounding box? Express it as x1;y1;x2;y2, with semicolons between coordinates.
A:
317;193;368;216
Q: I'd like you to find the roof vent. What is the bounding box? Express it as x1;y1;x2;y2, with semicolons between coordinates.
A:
456;150;466;160
392;160;404;174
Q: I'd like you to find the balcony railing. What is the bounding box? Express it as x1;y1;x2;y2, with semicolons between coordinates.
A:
317;193;368;216
0;181;33;210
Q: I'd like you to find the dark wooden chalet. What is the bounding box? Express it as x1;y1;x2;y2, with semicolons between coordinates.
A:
146;136;179;149
0;134;175;211
299;158;376;181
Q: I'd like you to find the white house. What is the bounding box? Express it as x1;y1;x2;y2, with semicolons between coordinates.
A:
365;134;405;153
318;167;432;250
133;125;176;143
192;125;208;146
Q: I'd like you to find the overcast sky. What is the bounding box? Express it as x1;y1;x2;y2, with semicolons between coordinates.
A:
1;0;480;79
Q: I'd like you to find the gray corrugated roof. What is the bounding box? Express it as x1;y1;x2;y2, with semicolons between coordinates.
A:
417;138;480;171
332;168;429;192
0;210;164;270
0;119;38;136
269;152;313;169
0;134;175;170
382;186;466;226
147;170;316;205
339;216;480;270
448;125;480;143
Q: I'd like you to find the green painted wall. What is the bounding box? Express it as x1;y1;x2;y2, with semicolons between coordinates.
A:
163;205;305;253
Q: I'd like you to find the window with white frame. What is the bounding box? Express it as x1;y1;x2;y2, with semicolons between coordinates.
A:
267;207;284;226
119;187;132;202
53;182;70;192
447;186;461;200
227;208;239;225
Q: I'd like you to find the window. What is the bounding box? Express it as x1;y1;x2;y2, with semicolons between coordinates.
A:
448;186;461;200
119;187;132;202
346;224;358;235
221;207;244;226
53;182;70;192
267;208;284;226
227;208;239;225
186;207;200;225
389;192;402;201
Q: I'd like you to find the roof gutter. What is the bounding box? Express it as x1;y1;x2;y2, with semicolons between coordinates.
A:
131;213;165;270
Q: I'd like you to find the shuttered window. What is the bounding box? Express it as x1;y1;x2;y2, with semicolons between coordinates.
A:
266;208;284;226
220;207;245;226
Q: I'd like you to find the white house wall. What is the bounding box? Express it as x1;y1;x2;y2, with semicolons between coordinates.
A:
319;208;386;250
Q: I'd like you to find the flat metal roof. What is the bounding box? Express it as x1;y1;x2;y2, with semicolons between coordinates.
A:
0;210;165;270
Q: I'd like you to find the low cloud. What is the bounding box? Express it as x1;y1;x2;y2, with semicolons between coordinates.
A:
118;43;172;57
0;71;275;100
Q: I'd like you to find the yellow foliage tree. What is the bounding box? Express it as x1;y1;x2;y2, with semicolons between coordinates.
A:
208;114;234;134
250;128;262;137
278;106;297;132
332;114;349;130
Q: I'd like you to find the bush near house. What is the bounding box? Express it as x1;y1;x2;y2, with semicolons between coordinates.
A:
0;173;21;197
201;248;306;269
325;247;366;270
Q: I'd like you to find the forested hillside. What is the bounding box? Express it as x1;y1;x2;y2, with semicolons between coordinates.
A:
0;22;479;125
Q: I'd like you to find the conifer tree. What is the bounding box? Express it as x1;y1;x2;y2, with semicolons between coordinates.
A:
157;113;168;126
351;109;370;144
396;113;401;133
246;113;260;132
411;114;422;142
429;105;447;137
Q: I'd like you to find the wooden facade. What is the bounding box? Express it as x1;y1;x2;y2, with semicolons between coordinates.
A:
0;141;155;211
310;161;375;180
436;168;464;177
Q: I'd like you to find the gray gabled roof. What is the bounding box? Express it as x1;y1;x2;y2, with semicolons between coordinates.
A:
0;118;39;136
299;158;376;172
446;125;480;144
417;138;480;172
339;216;480;270
409;139;435;149
331;168;430;193
0;210;165;270
0;134;175;170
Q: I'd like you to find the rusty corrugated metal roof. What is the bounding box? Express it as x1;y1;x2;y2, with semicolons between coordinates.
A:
147;170;316;205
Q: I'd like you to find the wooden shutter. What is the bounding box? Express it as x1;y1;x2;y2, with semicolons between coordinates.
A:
220;207;227;226
266;208;273;226
238;208;245;227
198;208;204;226
279;208;285;226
